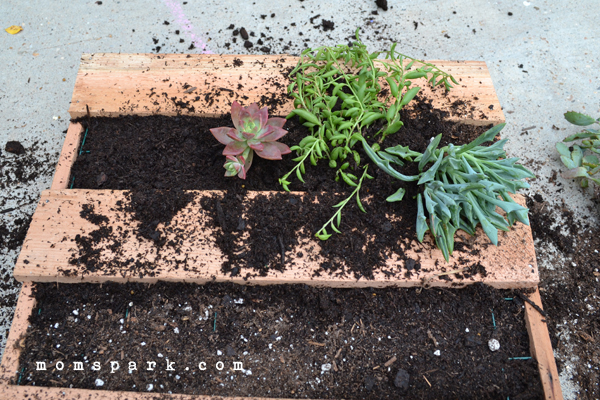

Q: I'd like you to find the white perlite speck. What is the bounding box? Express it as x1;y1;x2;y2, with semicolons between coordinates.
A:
321;363;332;373
95;378;104;387
147;384;154;391
433;350;441;356
488;339;500;351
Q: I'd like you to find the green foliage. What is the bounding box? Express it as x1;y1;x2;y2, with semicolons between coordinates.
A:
557;111;600;188
315;166;373;240
280;29;456;241
279;28;455;192
361;123;536;261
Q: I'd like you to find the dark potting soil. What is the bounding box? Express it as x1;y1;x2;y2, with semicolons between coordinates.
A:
526;193;600;397
68;97;493;279
17;281;542;399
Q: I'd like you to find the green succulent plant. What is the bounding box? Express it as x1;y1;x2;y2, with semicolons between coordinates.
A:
556;111;600;188
360;123;535;261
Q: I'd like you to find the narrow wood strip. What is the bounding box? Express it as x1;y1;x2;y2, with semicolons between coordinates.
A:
524;288;563;400
68;54;504;125
14;189;538;288
0;283;35;383
0;382;316;400
50;122;83;190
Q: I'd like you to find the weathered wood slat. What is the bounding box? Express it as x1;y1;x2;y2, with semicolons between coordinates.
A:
525;289;564;400
50;122;83;190
14;189;538;288
68;54;504;126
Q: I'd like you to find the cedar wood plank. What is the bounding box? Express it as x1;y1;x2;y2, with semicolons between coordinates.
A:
51;122;83;190
68;54;504;126
525;289;564;400
14;189;539;288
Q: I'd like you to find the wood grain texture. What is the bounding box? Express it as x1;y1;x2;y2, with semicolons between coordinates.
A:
0;383;317;400
68;54;504;125
524;289;564;400
14;189;538;288
50;122;83;190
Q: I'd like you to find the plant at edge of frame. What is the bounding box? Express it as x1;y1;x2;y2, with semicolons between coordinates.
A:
210;101;291;179
556;111;600;190
281;29;456;240
359;123;536;261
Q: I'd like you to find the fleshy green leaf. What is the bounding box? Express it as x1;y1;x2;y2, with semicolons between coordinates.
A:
291;109;322;126
400;87;421;107
386;188;405;202
561;167;589;179
565;111;597;126
416;194;429;242
418;134;442;171
563;131;599;142
456;123;505;155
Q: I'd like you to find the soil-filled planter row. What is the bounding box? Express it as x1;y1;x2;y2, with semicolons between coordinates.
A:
5;280;552;397
1;282;553;399
1;54;562;399
14;123;538;288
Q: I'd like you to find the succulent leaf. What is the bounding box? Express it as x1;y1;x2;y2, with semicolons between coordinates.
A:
210;127;236;145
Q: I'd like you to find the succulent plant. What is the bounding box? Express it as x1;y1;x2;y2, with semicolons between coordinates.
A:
361;123;535;261
223;154;252;179
557;111;600;189
210;101;291;179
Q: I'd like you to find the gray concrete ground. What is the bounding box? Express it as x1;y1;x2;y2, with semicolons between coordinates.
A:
1;0;599;398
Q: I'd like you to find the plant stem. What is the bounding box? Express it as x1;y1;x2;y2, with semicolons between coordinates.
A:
315;165;372;240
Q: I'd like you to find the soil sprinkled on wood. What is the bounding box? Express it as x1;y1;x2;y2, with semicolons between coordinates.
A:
67;97;492;279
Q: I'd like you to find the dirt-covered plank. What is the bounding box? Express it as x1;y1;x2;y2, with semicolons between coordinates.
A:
524;289;564;400
50;122;83;190
14;189;538;288
68;54;504;125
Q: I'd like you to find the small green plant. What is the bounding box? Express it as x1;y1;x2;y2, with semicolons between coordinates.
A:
210;101;291;179
281;29;456;240
556;111;600;188
359;123;535;261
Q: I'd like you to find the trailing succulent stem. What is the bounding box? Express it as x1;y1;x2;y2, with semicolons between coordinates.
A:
281;29;456;191
361;123;536;261
315;166;373;240
556;111;600;189
281;28;455;240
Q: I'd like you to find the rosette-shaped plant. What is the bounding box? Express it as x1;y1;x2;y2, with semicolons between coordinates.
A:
223;154;251;179
210;101;291;179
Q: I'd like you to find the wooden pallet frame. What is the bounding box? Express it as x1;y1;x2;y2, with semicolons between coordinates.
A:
1;53;562;399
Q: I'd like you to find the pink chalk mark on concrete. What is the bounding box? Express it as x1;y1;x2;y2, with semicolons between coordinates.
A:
162;0;213;54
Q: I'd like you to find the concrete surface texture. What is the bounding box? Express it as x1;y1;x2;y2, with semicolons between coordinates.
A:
1;0;598;398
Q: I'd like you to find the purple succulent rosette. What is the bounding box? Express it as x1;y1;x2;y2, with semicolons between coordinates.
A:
210;101;291;179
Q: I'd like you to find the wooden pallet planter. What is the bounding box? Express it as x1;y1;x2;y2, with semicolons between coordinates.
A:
1;53;562;399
